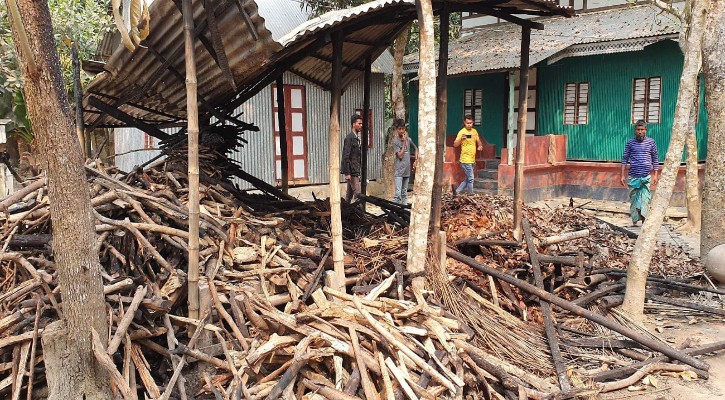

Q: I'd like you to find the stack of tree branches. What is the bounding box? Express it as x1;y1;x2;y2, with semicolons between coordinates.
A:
0;159;561;399
1;160;720;399
443;193;702;279
441;194;724;394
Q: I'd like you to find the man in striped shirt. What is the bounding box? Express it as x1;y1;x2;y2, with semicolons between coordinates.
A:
620;120;659;226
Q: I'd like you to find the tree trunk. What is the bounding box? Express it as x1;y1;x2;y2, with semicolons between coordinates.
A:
430;6;449;257
382;28;410;201
701;0;725;258
71;42;87;158
677;11;703;234
681;109;702;232
5;0;111;398
622;0;708;321
407;0;436;297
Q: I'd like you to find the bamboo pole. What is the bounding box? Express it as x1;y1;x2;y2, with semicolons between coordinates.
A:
507;71;515;165
431;3;449;258
182;0;200;322
276;76;289;194
512;26;531;241
361;55;371;208
329;31;345;293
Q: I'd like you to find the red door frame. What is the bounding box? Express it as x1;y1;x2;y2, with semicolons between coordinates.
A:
272;84;309;183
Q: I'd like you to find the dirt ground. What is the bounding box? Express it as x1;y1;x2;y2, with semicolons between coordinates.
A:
598;316;725;400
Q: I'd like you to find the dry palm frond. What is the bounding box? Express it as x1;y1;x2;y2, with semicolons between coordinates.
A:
112;0;135;51
138;0;150;40
426;253;554;375
113;0;151;51
129;0;142;45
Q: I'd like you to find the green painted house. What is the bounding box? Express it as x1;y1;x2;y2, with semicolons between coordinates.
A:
404;4;707;163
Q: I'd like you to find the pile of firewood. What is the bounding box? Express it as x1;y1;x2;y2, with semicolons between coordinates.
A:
440;193;724;394
0;155;724;399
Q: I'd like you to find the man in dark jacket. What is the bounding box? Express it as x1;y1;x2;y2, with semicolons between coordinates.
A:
342;114;363;202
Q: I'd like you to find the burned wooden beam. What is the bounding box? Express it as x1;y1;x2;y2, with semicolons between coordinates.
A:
276;76;289;194
87;97;170;140
203;0;235;90
522;218;571;391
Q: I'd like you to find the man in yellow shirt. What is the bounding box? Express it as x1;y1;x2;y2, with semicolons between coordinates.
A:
452;114;483;195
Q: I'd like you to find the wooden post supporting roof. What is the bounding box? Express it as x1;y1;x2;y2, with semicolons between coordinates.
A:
182;0;201;322
276;76;289;194
431;3;450;257
361;55;371;207
507;70;516;165
329;31;345;294
512;26;532;241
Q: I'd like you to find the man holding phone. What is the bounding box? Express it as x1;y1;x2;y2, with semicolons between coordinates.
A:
452;114;483;195
391;119;418;206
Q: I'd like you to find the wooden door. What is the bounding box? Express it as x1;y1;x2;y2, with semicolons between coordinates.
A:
272;84;308;183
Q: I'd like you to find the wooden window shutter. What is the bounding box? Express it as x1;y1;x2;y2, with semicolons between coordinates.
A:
563;82;589;125
632;77;661;123
463;88;483;125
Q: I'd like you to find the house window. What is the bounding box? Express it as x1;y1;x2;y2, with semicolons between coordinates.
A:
563;82;589;125
354;108;374;149
463;89;483;125
632;77;661;124
143;133;155;149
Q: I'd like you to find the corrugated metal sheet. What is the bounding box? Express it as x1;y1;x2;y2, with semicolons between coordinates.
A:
404;4;679;76
234;0;396;75
537;40;707;162
83;0;280;127
228;71;387;188
224;83;276;190
86;0;571;129
282;19;409;92
114;126;181;171
256;0;311;41
371;50;394;74
278;0;569;46
229;0;570;107
114;128;163;172
115;71;387;188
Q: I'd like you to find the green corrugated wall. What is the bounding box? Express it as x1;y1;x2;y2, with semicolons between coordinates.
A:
537;40;708;162
408;72;507;154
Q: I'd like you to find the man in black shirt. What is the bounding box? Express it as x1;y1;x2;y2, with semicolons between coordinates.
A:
342;114;363;202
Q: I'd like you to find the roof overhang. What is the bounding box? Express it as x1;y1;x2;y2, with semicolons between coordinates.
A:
82;0;572;131
83;0;279;131
546;34;678;64
403;4;678;77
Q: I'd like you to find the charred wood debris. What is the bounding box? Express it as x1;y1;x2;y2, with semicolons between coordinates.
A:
0;146;723;399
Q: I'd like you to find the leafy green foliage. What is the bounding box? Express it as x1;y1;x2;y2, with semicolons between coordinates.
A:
0;4;22;117
48;0;113;93
0;0;111;142
300;0;369;16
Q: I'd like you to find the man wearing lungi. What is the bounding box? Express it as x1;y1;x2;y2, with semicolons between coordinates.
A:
620;120;660;226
